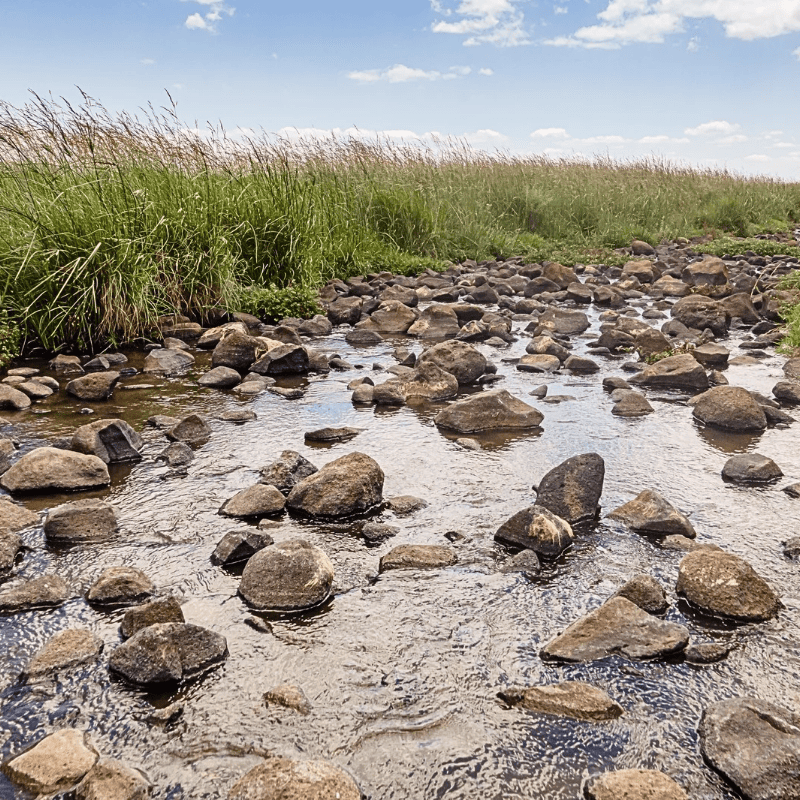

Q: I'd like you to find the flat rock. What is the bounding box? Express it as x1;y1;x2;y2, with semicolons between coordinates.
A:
517;354;561;373
220;484;286;518
611;390;654;417
416;340;487;385
228;757;360;800
48;354;84;375
72;419;144;463
630;353;709;392
120;595;185;639
385;495;428;515
692;343;730;368
211;530;273;565
536;307;590;335
494;506;574;558
0;496;39;532
434;389;543;434
0;574;68;611
75;758;151;800
379;544;457;572
44;499;118;543
534;452;605;525
608;490;695;538
612;575;668;614
499;681;623;722
0;447;110;493
260;451;318;494
564;355;599;373
166;414;211;444
356;300;417;334
264;684;312;716
691;386;767;432
586;769;688;800
722;453;783;484
198;366;241;389
86;567;154;606
66;372;120;401
143;348;195;376
0;384;32;411
23;628;103;679
304;426;361;443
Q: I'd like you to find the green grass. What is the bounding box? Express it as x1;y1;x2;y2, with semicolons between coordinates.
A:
0;92;799;355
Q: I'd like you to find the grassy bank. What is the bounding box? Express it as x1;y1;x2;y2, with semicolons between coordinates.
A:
1;93;799;357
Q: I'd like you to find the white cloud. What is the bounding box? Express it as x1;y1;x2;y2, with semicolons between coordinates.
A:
774;142;795;148
140;58;156;65
530;127;570;138
684;120;740;136
431;0;531;46
687;36;699;51
479;67;494;75
464;129;510;144
794;45;800;59
745;154;771;162
182;0;234;33
554;5;568;13
348;64;472;83
718;134;748;144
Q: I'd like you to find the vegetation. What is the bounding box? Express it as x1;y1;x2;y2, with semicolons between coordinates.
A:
0;92;799;357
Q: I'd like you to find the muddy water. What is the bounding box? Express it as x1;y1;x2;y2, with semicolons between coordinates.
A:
0;310;799;799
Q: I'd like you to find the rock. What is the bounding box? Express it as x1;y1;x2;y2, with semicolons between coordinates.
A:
66;371;120;401
120;596;185;639
158;441;194;467
346;328;382;346
0;447;110;494
784;536;800;559
500;550;541;577
304;426;361;443
608;490;695;538
630;353;709;392
525;335;570;361
109;623;228;685
83;356;110;372
783;357;800;379
784;483;800;499
239;539;334;612
0;574;68;611
0;530;22;573
564;355;599;373
72;419;143;463
692;343;730;368
286;452;384;517
197;321;249;349
44;499;118;543
434;389;543;434
677;550;779;621
535;307;590;335
219;409;257;423
49;354;84;374
499;681;623;722
541;262;578;289
147;414;180;430
264;684;312;715
220;484;286;518
166;414;211;444
357;300;417;334
260;451;318;494
772;380;800;405
396;362;460;403
722;453;783;484
611;390;654;417
212;530;273;565
251;344;310;375
494;506;573;558
586;769;688;800
86;567;154;606
540;596;689;663
0;496;39;531
671;294;730;336
517;354;561;373
327;296;363;326
75;758;151;800
407;304;461;338
379;544;457;572
699;697;800;800
18;380;53;400
198;366;241;389
534;453;604;525
691;386;767;432
0;384;32;411
3;729;98;794
385;495;428;515
228;758;360;800
23;629;103;679
211;331;261;371
661;536;721;553
361;522;399;545
682;256;728;286
612;575;668;614
631;239;656;256
685;641;734;664
298;314;333;337
416;340;487;385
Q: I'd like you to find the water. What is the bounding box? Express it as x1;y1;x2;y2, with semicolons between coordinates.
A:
0;311;798;798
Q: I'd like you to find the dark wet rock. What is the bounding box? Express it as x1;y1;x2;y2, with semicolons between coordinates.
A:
784;357;800;379
228;757;360;800
612;575;668;614
586;769;688;800
0;447;110;494
0;530;22;573
499;681;623;722
260;451;318;494
286;452;383;518
251;344;310;376
239;539;334;612
783;536;800;558
345;328;382;346
385;495;428;515
72;418;144;463
23;628;103;679
264;684;312;716
784;483;800;499
143;347;195;376
603;377;630;391
0;384;32;410
435;389;543;434
120;595;185;639
0;575;68;611
722;453;783;484
298;314;333;337
534;453;604;525
44;499;118;543
773;380;800;405
83;356;110;372
166;414;211;445
517;354;561;373
495;506;573;558
304;426;361;443
692;342;730;368
3;729;98;794
361;522;400;546
501;550;541;577
671;295;730;337
416;340;487;385
525;335;570;361
722;292;761;324
74;758;151;800
49;354;84;375
379;544;457;572
529;384;548;398
608;490;695;538
158;441;194;467
564;355;599;373
86;567;154;606
611;390;654;417
691;386;767;432
66;371;120;402
220;484;286;518
327;296;363;326
212;530;273;565
629;352;709;392
146;414;180;430
677;550;779;621
211;332;261;372
685;640;734;664
109;622;228;685
540;596;689;663
268;386;304;400
699;696;800;800
0;496;38;532
535;307;590;335
198;366;241;389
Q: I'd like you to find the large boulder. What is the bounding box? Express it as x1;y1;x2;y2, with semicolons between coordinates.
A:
228;758;360;800
286;452;383;517
396;362;459;403
691;386;767;432
699;696;800;800
143;347;195;376
434;389;543;434
607;490;695;538
75;758;151;800
0;531;22;574
239;539;334;612
197;366;241;389
540;596;689;663
677;550;779;621
629;353;709;392
44;499;118;543
407;304;461;338
211;331;261;372
71;419;143;463
682;256;729;287
0;447;110;493
722;453;783;484
586;769;688;800
534;453;604;525
494;506;574;558
416;340;487;385
0;496;38;532
250;344;310;376
671;295;730;336
356;300;417;334
535;307;590;335
66;372;120;401
0;384;32;411
23;629;103;679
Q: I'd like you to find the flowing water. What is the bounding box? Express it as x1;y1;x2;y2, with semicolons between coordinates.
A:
0;307;798;799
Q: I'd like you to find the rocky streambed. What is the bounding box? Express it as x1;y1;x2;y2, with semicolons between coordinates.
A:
0;239;799;798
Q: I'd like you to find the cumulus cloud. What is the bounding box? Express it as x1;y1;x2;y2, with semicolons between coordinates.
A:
479;67;494;74
140;58;156;65
431;0;531;46
348;64;472;83
530;127;570;138
182;0;234;33
554;5;568;13
684;120;740;136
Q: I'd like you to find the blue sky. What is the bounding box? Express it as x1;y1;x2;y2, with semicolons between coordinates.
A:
3;1;800;177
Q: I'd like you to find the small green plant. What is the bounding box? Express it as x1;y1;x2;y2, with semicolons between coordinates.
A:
0;308;21;368
643;342;694;364
236;284;323;323
695;236;798;258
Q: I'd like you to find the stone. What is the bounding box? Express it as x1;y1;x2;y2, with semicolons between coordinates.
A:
536;307;590;335
197;321;249;349
23;629;103;679
773;380;800;405
407;304;461;338
784;483;800;499
147;414;180;430
682;256;729;286
264;684;312;715
494;506;574;558
18;380;53;400
212;530;273;566
0;496;39;532
357;300;417;334
219;409;257;423
361;522;399;545
109;623;228;685
396;362;460;403
586;769;688;800
692;343;730;369
75;758;151;800
540;596;689;663
239;539;334;612
416;340;487;385
630;352;709;392
784;536;800;559
286;452;384;518
499;681;623;722
691;386;767;432
611;390;654;417
379;544;457;572
534;453;604;525
0;447;110;494
198;366;241;389
631;240;656;256
612;575;668;614
44;499;118;543
434;389;543;434
783;357;800;379
685;641;734;664
166;414;211;444
260;451;318;494
700;697;800;800
304;426;361;443
86;567;154;606
722;453;783;484
220;484;286;518
564;355;599;373
525;335;570;361
500;550;541;577
346;328;382;346
0;530;22;573
298;314;333;337
671;294;730;336
517;354;561;373
251;344;310;375
608;490;695;538
228;758;360;800
0;384;32;410
66;371;120;401
677;550;779;621
158;441;194;467
3;729;98;794
541;262;578;289
49;354;84;374
120;596;185;639
211;332;261;372
385;495;428;515
0;575;68;611
72;419;143;463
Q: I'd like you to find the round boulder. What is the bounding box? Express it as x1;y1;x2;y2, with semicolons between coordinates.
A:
722;453;783;484
691;386;767;432
0;447;110;494
65;372;120;402
416;340;487;385
220;485;286;518
86;567;154;606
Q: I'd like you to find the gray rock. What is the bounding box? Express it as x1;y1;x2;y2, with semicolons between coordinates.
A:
434;389;543;434
540;596;689;663
75;758;151;800
0;530;22;573
304;426;361;443
109;622;228;685
211;331;261;371
407;303;461;338
17;380;53;400
327;296;363;326
691;386;768;432
499;681;623;722
677;550;779;621
722;453;783;484
385;495;428;514
0;447;110;493
146;414;180;430
228;758;360;800
784;536;800;559
66;371;120;401
416;340;487;385
536;307;589;335
23;629;103;679
166;414;211;444
48;354;84;374
197;321;249;349
379;544;457;572
500;549;541;577
629;353;709;392
611;390;654;417
773;381;800;404
586;769;688;800
700;697;800;800
608;490;695;538
44;499;118;543
564;355;599;373
346;328;382;346
298;314;333;337
251;344;310;375
0;384;32;411
198;366;241;389
158;441;194;467
356;300;418;334
682;256;728;287
517;354;561;373
72;419;143;463
86;567;154;606
494;506;574;558
671;294;730;337
219;409;257;423
120;596;185;639
525;335;570;361
83;356;111;372
396;362;460;403
239;539;334;612
0;574;68;611
361;522;399;545
783;483;800;499
211;530;273;565
692;343;730;368
0;496;39;532
784;357;800;379
220;484;286;518
612;575;668;614
260;451;318;494
685;641;734;664
264;684;312;716
534;453;605;525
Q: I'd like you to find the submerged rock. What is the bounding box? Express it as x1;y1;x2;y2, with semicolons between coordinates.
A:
612;575;669;614
211;530;273;566
23;628;103;679
586;769;688;800
74;758;151;800
434;389;543;434
264;683;312;716
379;544;457;572
534;453;605;525
608;490;695;538
228;757;360;800
494;506;573;558
0;575;68;611
0;447;110;493
499;681;623;722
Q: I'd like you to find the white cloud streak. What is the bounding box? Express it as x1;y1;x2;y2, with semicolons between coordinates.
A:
431;0;531;46
348;64;472;83
684;120;740;136
182;0;234;33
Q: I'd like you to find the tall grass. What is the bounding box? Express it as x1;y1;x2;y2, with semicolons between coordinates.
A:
0;92;799;352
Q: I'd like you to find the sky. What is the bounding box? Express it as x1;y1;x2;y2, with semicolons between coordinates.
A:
2;0;800;178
